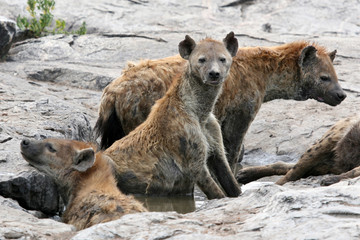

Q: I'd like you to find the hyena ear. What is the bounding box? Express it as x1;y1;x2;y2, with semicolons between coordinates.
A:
299;45;318;68
328;49;337;62
179;35;196;60
72;148;95;172
223;31;238;57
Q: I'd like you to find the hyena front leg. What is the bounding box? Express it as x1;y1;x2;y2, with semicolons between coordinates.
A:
206;115;241;197
321;166;360;186
236;162;295;184
195;165;226;199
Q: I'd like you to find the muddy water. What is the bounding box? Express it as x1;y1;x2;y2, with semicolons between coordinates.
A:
135;164;282;214
135;187;207;214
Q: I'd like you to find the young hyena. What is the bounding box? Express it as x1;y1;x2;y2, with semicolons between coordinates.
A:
95;41;346;172
236;116;360;186
20;138;147;230
104;32;240;199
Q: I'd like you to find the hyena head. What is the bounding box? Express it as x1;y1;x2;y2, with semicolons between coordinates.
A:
178;32;238;86
298;45;346;106
20;138;96;186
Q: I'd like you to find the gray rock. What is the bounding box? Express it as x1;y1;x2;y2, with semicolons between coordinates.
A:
0;170;61;215
0;196;75;239
0;16;15;60
72;177;360;240
0;0;360;239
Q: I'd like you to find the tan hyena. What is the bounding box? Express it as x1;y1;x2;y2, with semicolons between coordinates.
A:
104;32;240;199
95;41;346;171
20;138;147;230
236;116;360;186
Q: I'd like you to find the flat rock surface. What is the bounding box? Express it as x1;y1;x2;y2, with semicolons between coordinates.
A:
0;0;360;239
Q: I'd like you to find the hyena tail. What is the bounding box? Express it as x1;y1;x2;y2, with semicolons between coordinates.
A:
94;96;126;150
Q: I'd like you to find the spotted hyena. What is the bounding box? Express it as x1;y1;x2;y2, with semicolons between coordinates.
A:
95;41;346;172
104;32;240;199
236;116;360;186
20;138;146;230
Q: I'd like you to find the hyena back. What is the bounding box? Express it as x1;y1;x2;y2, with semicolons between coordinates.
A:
95;41;346;172
236;116;360;186
104;33;240;199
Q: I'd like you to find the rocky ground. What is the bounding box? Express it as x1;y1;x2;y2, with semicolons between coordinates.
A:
0;0;360;239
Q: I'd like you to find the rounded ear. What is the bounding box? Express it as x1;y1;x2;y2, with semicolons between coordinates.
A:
223;31;238;57
328;49;337;62
179;35;196;60
72;148;95;172
299;45;318;68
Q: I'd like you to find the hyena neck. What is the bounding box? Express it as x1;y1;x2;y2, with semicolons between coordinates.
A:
234;46;303;102
59;155;117;206
178;68;222;122
261;45;304;102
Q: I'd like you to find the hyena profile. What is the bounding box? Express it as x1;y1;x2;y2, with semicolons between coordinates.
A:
20;138;147;230
95;41;346;171
236;116;360;186
104;32;240;199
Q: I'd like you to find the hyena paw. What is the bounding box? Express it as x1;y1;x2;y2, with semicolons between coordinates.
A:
320;176;341;186
236;170;253;184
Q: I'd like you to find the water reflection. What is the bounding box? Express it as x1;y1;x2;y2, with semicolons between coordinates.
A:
134;187;207;214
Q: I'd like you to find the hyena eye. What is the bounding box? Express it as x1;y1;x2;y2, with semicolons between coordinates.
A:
198;58;206;63
46;143;56;153
219;57;226;63
320;76;331;82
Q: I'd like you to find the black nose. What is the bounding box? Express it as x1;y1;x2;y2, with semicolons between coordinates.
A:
21;139;30;147
337;92;347;101
209;71;220;78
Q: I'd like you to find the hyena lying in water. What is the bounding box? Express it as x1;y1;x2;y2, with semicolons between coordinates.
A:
236;116;360;186
104;33;241;199
95;41;346;171
20;138;147;230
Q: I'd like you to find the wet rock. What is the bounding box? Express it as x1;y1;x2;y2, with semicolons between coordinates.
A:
0;16;15;60
0;170;61;215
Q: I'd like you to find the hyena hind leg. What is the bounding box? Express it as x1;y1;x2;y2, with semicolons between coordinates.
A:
321;166;360;186
236;162;295;184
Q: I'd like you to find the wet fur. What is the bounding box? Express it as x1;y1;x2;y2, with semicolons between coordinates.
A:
95;41;345;171
104;35;241;199
20;139;146;230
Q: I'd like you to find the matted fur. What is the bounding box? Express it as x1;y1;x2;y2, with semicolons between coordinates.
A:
103;34;241;199
95;41;346;171
20;138;146;230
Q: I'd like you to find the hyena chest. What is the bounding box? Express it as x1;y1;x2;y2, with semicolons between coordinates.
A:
146;131;209;196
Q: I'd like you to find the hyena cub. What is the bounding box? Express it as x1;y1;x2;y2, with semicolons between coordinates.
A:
20;138;146;230
104;32;241;199
236;116;360;186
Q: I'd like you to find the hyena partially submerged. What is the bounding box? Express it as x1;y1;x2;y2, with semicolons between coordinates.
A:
20;138;147;230
236;116;360;186
104;32;240;199
95;41;346;171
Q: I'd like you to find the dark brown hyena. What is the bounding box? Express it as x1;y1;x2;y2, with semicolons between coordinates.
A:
236;116;360;186
20;138;147;230
104;33;240;199
95;41;346;172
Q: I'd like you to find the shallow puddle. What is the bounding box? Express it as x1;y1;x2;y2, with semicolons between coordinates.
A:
135;187;207;214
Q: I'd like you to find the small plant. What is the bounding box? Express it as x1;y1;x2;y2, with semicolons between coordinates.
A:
17;0;86;37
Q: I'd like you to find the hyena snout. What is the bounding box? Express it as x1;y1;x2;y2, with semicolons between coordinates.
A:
20;139;44;164
335;91;347;102
209;70;220;79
